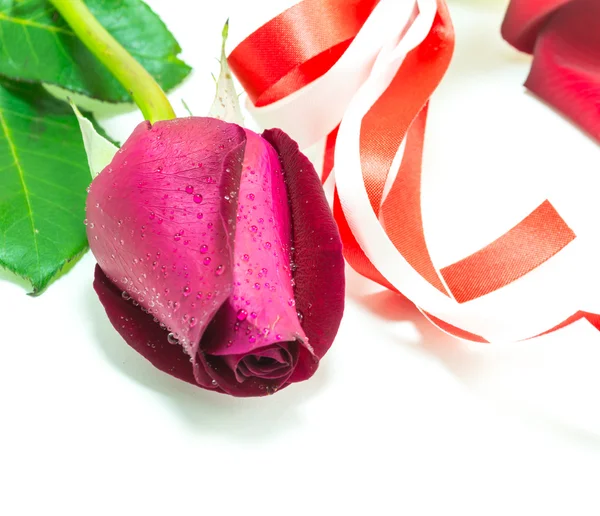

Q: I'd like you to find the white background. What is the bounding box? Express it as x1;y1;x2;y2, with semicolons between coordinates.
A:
2;0;600;514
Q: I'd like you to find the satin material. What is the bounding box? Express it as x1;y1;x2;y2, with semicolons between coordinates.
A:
229;0;597;342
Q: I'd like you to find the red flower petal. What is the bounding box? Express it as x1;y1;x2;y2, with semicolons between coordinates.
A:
262;129;345;383
502;0;600;141
90;119;345;397
87;118;246;387
94;264;221;390
501;0;571;53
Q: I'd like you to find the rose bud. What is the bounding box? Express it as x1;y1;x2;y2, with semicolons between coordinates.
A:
87;117;344;396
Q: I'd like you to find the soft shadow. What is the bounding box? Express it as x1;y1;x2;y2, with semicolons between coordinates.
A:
84;283;327;439
0;267;31;292
349;272;600;446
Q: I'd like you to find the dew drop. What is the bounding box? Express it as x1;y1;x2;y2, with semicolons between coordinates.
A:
264;242;272;249
83;218;88;226
242;254;250;262
288;298;296;307
200;244;208;254
167;333;179;345
254;283;261;290
189;317;197;328
249;336;256;344
247;193;255;201
249;225;258;233
121;291;131;301
237;309;248;321
193;194;203;204
183;286;191;297
215;264;225;276
185;185;194;194
250;312;258;319
203;257;212;265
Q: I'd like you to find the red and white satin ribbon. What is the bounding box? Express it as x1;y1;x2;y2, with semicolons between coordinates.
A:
227;0;600;343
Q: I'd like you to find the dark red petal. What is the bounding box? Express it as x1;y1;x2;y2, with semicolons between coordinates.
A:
262;129;345;383
501;0;571;53
524;0;600;142
198;342;298;397
93;265;221;390
502;0;600;142
87;118;246;388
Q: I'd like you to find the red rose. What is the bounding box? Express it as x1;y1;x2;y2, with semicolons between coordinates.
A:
502;0;600;142
87;117;344;396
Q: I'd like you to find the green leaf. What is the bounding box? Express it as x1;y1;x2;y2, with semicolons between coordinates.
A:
70;100;118;178
0;0;191;102
0;78;93;294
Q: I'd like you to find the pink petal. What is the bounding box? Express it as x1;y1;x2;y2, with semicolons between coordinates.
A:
262;129;345;383
94;264;220;390
202;131;306;354
87;118;246;387
198;130;308;395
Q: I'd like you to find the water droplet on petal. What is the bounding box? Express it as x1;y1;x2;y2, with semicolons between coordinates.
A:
193;194;203;204
203;257;212;265
185;185;194;194
182;286;191;297
247;193;255;201
167;333;178;345
249;225;258;233
121;291;131;301
242;254;249;262
200;244;208;254
237;309;248;321
215;264;225;276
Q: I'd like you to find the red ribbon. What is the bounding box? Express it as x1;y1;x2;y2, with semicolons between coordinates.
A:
229;0;600;341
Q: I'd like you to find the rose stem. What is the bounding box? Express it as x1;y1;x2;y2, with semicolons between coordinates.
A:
48;0;176;123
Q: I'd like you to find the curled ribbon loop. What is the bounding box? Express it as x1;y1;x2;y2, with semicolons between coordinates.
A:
229;0;600;342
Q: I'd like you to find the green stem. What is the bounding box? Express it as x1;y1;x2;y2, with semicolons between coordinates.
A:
49;0;176;123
